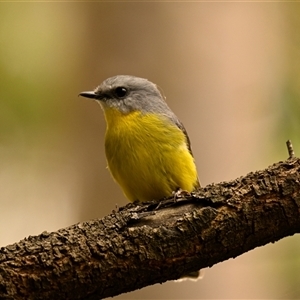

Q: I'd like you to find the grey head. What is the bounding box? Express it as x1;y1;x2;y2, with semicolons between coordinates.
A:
79;75;176;118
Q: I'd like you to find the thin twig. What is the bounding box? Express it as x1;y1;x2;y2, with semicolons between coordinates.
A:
286;140;295;159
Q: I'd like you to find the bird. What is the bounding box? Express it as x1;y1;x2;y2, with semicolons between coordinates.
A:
79;75;200;203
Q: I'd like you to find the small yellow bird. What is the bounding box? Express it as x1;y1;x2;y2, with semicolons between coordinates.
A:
80;75;200;202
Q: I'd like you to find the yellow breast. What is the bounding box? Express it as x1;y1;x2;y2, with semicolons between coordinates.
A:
103;108;198;202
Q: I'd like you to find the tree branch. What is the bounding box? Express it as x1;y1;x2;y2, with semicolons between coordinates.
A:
1;157;300;300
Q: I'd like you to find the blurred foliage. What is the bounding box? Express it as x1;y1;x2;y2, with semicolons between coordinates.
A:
281;87;300;146
0;4;83;141
278;6;300;153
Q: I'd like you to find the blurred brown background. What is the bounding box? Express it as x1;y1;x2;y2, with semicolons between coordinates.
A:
1;2;300;299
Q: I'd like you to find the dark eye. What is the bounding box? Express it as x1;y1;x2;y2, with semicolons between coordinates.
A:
113;87;128;98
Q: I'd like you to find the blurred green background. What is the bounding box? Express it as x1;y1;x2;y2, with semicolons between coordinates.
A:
1;2;300;299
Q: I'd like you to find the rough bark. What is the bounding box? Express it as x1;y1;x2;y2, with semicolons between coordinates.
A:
1;157;300;300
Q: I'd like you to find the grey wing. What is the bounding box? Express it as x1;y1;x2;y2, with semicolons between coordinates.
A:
175;119;201;188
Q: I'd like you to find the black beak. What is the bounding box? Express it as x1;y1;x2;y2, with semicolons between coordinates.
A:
79;91;97;99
